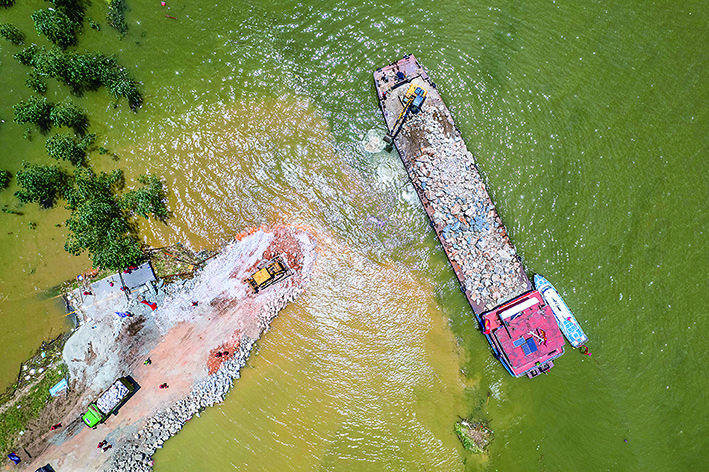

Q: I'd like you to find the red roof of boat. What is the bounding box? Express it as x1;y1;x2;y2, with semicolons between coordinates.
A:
482;291;565;376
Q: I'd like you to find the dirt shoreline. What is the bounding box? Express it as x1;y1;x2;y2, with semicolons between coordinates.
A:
19;225;317;471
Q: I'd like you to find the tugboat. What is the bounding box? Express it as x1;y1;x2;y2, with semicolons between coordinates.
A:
476;291;565;378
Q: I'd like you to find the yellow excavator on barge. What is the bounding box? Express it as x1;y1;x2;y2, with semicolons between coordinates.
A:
384;83;427;146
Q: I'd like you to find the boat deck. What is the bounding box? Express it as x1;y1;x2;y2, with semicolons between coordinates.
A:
482;291;565;377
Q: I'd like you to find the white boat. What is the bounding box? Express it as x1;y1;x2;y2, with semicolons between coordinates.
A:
534;274;588;348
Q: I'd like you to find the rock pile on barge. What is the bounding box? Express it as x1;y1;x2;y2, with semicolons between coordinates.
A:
374;55;530;314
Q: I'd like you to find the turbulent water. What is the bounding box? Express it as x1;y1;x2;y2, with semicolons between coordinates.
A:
1;1;707;471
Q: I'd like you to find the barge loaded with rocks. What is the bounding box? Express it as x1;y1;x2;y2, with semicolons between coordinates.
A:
373;55;565;378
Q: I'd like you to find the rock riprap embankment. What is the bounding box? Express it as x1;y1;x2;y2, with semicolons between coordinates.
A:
110;337;256;472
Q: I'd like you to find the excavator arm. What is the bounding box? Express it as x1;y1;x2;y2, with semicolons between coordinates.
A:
384;84;427;145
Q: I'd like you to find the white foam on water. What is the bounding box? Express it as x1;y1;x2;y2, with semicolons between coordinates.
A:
362;128;387;154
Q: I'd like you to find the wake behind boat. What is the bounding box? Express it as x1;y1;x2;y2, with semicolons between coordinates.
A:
534;274;588;348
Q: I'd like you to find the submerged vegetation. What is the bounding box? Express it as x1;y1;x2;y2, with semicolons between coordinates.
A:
0;23;24;45
0;170;10;188
26;69;48;94
14;163;68;207
45;132;89;166
64;169;167;271
14;46;142;109
13;97;87;133
32;8;79;48
2;0;164;272
13;96;53;132
106;0;128;35
455;419;493;454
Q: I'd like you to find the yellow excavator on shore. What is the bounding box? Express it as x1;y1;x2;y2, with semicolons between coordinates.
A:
384;83;427;145
245;255;292;293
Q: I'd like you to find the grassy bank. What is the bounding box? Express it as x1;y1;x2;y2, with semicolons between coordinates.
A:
0;359;68;456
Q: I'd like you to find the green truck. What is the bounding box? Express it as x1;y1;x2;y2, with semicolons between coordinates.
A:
82;377;134;428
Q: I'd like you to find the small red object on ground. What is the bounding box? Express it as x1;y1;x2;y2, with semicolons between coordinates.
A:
140;300;158;310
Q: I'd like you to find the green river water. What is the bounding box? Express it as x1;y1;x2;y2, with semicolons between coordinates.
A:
1;1;707;470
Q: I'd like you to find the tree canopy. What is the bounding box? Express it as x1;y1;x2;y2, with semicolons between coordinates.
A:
14;162;67;207
45;133;87;166
31;9;78;48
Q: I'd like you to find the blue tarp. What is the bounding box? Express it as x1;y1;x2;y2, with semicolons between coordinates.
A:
49;378;68;397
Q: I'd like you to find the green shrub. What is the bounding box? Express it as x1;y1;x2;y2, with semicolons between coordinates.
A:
0;170;10;188
13;96;53;131
46;133;87;166
14;162;67;207
0;23;24;45
31;9;78;48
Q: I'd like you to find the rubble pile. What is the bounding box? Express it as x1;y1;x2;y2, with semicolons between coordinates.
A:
96;381;130;414
399;99;528;311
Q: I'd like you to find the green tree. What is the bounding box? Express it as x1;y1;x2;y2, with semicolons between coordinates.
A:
31;9;78;49
14;162;67;207
106;0;128;35
46;133;86;166
64;169;144;270
14;44;41;66
0;170;10;188
26;70;48;94
50;100;85;130
121;175;169;221
0;0;16;7
13;96;53;131
0;23;24;45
